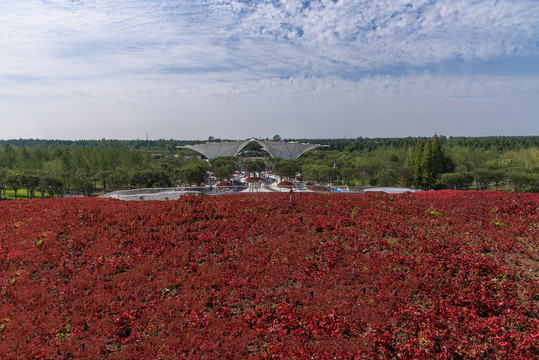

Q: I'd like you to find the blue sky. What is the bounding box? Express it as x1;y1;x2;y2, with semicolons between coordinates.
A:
1;0;538;140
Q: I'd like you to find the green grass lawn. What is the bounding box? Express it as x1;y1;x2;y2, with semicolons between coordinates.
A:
1;187;105;199
2;189;49;199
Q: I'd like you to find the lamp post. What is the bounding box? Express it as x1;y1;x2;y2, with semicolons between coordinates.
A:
289;188;293;205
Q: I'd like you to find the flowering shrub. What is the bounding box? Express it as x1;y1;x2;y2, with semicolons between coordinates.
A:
0;191;537;358
245;177;261;183
277;181;293;188
215;182;233;190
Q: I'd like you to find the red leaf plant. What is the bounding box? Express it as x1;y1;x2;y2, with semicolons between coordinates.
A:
0;191;537;358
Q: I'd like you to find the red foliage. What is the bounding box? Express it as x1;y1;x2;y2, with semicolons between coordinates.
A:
215;182;233;190
278;181;293;188
245;177;261;183
0;191;537;359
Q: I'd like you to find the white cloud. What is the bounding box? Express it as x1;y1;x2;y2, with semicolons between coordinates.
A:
2;0;538;82
0;0;538;139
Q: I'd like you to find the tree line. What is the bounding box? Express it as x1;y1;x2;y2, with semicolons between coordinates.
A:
2;135;537;152
295;135;537;191
0;135;537;198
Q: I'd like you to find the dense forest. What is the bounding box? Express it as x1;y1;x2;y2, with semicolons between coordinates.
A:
0;136;537;198
1;135;538;152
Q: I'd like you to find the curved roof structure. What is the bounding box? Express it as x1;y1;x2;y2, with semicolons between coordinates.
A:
254;140;325;159
177;140;251;159
177;139;324;159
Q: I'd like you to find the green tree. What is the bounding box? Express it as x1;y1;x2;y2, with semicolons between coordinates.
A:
410;135;452;189
96;169;111;193
438;172;474;190
243;159;265;177
301;163;332;184
409;141;425;187
373;168;397;186
0;144;17;169
272;158;300;181
130;167;171;189
109;168;129;190
339;165;357;185
420;135;444;188
0;168;6;198
6;169;23;199
511;169;539;192
473;168;506;190
0;168;7;198
179;159;210;185
210;157;237;181
353;157;375;186
72;170;95;196
22;172;40;198
42;158;66;191
39;176;64;198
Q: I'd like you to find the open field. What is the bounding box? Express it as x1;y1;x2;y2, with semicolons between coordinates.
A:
0;192;537;358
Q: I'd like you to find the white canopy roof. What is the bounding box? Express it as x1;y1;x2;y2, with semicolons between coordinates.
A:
254;140;324;159
177;140;251;159
177;139;324;159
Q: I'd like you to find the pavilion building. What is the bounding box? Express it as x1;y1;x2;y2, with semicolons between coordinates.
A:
177;139;325;159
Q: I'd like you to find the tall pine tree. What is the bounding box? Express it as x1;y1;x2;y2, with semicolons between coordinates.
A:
411;135;450;189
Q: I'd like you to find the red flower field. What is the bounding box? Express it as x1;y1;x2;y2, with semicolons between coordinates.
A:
0;191;537;359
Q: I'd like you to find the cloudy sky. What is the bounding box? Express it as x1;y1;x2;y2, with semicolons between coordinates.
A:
1;0;538;140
